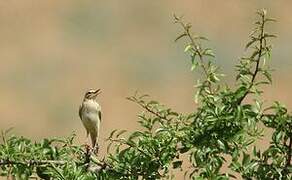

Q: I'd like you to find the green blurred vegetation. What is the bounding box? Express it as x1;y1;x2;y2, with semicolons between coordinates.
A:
1;1;292;142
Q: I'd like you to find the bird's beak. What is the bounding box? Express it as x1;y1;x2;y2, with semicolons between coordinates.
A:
94;89;101;95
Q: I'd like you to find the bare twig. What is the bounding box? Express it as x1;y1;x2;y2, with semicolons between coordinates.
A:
237;11;266;104
141;103;170;121
130;98;171;121
83;145;92;170
0;159;66;166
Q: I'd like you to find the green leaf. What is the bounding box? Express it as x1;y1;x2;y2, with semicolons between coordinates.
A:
191;61;198;71
245;38;258;49
184;44;192;52
203;48;215;57
262;70;272;83
263;33;277;38
265;18;277;22
195;36;209;41
242;152;250;166
116;130;127;138
109;129;118;139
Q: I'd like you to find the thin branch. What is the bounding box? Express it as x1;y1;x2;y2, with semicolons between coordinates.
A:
175;16;213;93
83;145;92;170
179;21;209;78
0;159;66;166
136;101;171;121
237;13;266;104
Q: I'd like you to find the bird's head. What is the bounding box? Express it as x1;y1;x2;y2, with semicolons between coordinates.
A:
84;89;101;100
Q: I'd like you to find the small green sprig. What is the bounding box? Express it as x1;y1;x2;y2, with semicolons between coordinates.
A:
236;9;276;104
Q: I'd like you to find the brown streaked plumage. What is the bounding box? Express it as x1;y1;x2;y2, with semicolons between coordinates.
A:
79;89;101;149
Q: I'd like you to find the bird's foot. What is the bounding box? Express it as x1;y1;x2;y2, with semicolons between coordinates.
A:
93;144;99;155
84;143;91;153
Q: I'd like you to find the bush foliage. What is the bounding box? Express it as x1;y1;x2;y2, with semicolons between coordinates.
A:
0;9;291;179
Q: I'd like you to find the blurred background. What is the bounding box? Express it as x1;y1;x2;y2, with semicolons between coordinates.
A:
0;0;291;162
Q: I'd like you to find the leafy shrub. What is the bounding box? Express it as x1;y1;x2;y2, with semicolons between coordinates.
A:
0;9;291;180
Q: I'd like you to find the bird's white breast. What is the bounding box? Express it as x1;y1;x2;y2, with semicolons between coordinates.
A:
81;100;101;123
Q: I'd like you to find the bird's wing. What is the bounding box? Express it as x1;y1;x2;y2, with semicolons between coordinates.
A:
79;105;83;120
98;110;101;122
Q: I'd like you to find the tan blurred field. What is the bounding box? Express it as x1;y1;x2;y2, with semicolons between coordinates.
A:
0;1;292;178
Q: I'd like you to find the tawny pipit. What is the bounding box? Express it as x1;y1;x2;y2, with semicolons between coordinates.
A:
79;89;101;151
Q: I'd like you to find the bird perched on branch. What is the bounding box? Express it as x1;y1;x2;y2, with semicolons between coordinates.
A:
79;89;101;153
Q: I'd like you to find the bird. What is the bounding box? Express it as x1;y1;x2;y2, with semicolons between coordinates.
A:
79;89;102;152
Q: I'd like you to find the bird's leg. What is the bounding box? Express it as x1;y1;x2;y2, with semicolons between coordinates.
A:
85;132;91;151
83;132;92;169
93;144;99;155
